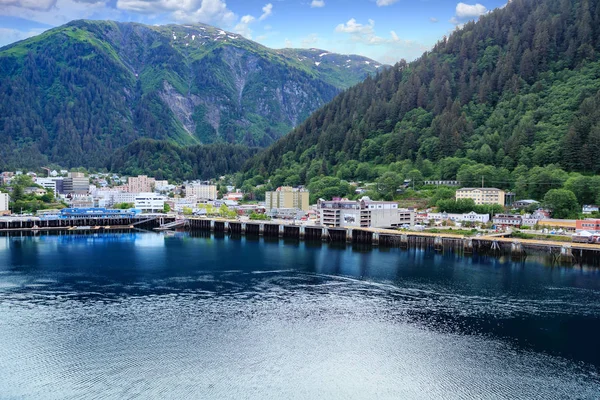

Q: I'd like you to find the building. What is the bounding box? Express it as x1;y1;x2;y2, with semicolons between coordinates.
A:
63;172;89;194
318;197;414;228
456;188;505;205
424;180;461;187
127;175;155;193
521;210;551;228
576;219;600;233
135;193;166;212
492;214;522;228
537;219;577;232
36;178;59;194
154;180;171;192
265;187;310;212
186;184;217;200
267;208;306;219
513;199;540;209
225;192;244;201
114;192;137;204
0;193;10;214
582;205;599;214
24;187;47;196
427;211;490;224
59;208;140;219
69;195;94;208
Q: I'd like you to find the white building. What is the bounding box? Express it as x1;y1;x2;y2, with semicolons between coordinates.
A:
583;205;599;214
114;192;137;204
135;193;166;212
318;197;414;228
186;184;217;200
427;211;489;224
36;178;58;193
0;193;10;213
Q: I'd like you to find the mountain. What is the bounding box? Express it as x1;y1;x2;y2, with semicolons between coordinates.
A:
245;0;600;195
0;20;383;170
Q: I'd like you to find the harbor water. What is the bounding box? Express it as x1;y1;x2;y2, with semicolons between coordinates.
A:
0;232;599;399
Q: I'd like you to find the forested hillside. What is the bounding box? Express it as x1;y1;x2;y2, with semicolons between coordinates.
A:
244;0;600;201
110;139;259;181
0;20;382;170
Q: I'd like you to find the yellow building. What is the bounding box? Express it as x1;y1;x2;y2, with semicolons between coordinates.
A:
455;188;505;205
265;186;310;211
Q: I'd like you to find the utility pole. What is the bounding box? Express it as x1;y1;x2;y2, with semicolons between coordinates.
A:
481;176;484;188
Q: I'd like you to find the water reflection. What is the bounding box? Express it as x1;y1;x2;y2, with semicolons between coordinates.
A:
0;232;599;399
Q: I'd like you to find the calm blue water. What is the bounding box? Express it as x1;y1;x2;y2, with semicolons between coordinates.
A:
0;232;599;399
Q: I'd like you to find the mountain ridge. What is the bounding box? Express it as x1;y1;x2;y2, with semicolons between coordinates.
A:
0;19;383;170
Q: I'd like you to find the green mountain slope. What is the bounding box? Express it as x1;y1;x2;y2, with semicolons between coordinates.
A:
245;0;600;192
0;20;383;169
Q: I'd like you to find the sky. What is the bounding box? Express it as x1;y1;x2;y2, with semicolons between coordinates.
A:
0;0;507;64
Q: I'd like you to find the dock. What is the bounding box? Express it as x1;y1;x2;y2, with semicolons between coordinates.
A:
186;217;600;266
0;214;174;232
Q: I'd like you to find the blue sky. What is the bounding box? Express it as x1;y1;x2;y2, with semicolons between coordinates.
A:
0;0;507;63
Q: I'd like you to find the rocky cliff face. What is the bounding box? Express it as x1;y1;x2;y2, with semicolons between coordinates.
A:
0;20;384;168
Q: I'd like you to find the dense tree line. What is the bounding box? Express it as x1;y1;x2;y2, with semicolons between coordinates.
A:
109;139;259;181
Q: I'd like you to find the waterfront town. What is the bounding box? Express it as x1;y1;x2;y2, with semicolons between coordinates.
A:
1;169;599;244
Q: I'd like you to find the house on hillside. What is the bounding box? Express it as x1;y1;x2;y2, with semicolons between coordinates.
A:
582;205;599;214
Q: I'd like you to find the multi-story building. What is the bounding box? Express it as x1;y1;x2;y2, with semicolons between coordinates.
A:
576;219;600;233
154;180;169;190
424;180;461;187
318;197;414;228
135;193;166;213
63;172;89;194
127;175;155;193
265;187;310;212
427;211;490;224
185;183;217;200
492;214;522;228
456;188;505;205
114;192;137;204
0;192;10;214
36;178;58;194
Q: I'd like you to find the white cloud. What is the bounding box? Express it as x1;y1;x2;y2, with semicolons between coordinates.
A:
234;14;255;37
455;2;487;17
335;18;391;45
116;0;237;25
430;17;438;23
284;38;293;48
332;19;430;63
259;3;272;21
301;33;319;47
233;3;272;39
0;0;115;27
0;27;47;47
376;0;398;6
450;2;487;24
335;18;375;35
310;0;324;7
0;0;56;11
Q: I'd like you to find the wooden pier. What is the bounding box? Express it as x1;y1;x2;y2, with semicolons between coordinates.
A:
186;217;600;266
